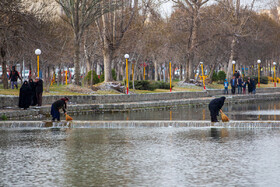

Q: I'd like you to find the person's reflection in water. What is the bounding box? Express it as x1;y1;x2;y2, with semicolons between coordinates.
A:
210;128;229;141
210;128;220;140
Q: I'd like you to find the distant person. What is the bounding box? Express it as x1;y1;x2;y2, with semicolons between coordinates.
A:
224;79;229;94
208;96;226;122
35;77;43;106
230;76;237;94
9;66;22;89
234;70;240;79
242;79;247;94
51;97;69;122
247;77;253;94
252;78;256;94
29;79;37;106
18;80;32;110
237;76;243;94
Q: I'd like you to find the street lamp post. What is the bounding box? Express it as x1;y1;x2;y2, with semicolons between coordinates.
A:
232;61;236;76
124;54;129;95
257;59;261;88
169;61;172;92
65;69;68;85
35;49;41;77
200;62;206;90
273;62;277;87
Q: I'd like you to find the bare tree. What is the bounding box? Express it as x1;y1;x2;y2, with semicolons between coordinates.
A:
172;0;209;82
95;0;137;82
56;0;114;85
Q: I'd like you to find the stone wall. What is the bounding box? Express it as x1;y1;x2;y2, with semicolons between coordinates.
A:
1;87;280;108
0;91;209;108
2;92;280;120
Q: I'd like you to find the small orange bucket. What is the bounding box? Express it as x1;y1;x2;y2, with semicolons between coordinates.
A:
220;110;229;122
65;114;73;121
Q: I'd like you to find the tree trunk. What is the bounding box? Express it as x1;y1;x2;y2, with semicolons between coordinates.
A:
84;43;91;73
209;63;217;84
1;60;8;89
185;57;190;82
227;37;237;79
74;37;81;85
180;64;183;81
58;66;61;86
45;66;51;93
188;56;194;80
154;59;158;81
116;62;120;81
103;47;113;82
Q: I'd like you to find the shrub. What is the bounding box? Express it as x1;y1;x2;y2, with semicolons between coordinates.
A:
127;80;173;91
212;71;218;82
217;71;226;81
1;114;7;121
112;69;117;81
85;70;100;85
100;73;104;82
153;81;174;89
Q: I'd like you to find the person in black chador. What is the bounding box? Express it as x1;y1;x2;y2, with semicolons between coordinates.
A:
247;77;253;94
51;97;69;121
208;96;226;122
29;79;37;106
35;77;43;106
18;80;32;110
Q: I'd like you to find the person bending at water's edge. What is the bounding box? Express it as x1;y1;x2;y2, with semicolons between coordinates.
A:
208;97;226;122
51;97;69;122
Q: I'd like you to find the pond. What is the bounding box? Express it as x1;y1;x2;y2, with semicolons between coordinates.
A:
72;100;280;121
2;100;280;186
1;127;280;186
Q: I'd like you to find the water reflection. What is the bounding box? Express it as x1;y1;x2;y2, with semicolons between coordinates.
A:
10;100;280;121
72;100;280;121
1;128;280;186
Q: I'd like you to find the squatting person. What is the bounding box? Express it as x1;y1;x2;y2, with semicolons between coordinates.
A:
208;96;226;122
51;97;69;122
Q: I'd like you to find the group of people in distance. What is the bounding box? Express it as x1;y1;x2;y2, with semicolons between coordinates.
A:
11;65;68;122
19;79;68;121
18;78;44;109
224;71;256;95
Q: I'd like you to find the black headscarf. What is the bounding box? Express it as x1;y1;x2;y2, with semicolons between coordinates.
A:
29;79;37;106
209;96;226;110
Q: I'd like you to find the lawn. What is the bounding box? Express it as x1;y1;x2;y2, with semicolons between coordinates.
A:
0;81;278;96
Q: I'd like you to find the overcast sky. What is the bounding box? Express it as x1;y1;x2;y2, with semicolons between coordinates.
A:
160;0;276;17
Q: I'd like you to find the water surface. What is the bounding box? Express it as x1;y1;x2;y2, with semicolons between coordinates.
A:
72;100;280;121
1;128;280;186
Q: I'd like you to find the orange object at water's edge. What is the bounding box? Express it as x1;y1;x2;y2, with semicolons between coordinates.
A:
220;110;229;122
65;114;73;121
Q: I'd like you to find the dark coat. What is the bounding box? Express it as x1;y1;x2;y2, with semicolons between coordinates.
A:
247;79;253;93
208;97;226;122
252;79;256;89
230;78;237;88
18;81;32;109
237;78;243;86
35;79;43;94
29;79;37;106
234;72;240;79
9;70;21;81
209;97;226;112
52;99;67;113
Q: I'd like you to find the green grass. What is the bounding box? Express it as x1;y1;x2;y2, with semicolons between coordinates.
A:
0;81;279;96
0;83;88;96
